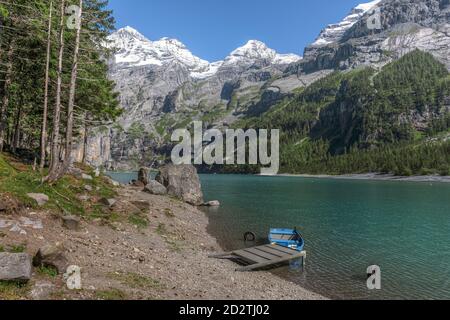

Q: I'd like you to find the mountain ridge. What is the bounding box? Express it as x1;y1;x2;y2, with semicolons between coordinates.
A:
108;27;302;80
79;0;450;170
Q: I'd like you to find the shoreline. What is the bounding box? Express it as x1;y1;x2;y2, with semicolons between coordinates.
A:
1;183;324;300
275;173;450;183
202;210;328;300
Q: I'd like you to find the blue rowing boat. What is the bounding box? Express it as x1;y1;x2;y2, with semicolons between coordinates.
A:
269;228;305;252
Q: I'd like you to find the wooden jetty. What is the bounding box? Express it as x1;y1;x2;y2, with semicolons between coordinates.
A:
210;244;306;272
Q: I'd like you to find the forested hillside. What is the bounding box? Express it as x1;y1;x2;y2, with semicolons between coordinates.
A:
238;50;450;175
0;0;121;182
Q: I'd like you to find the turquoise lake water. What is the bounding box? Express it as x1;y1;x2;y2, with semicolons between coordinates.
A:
107;172;450;300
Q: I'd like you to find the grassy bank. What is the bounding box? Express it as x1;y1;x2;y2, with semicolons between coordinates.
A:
0;153;117;220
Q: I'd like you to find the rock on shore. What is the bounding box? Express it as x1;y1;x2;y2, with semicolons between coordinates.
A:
156;164;204;206
0;253;32;282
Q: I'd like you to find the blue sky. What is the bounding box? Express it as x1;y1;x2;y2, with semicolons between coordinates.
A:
108;0;364;62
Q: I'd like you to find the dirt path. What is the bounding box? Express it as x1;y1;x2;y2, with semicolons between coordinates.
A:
1;185;324;300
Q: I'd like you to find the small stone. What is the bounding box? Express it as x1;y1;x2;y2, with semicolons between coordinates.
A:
61;215;81;231
81;173;93;181
104;176;120;187
33;243;69;274
203;200;221;207
64;265;82;290
131;200;151;211
111;180;120;187
0;253;32;282
26;193;49;206
84;185;93;192
131;180;145;188
99;198;117;207
30;282;55;300
79;195;90;201
144;180;167;196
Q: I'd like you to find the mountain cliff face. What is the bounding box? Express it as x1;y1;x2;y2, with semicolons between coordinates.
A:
88;28;304;169
81;0;450;170
292;0;450;73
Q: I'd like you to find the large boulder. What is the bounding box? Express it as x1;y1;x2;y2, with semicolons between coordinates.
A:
33;243;69;274
144;180;167;196
156;164;204;206
138;167;150;186
0;253;32;282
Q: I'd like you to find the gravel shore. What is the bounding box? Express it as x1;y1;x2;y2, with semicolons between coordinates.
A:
1;185;324;300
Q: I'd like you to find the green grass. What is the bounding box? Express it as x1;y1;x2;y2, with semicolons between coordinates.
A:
0;281;29;300
156;223;167;235
37;266;58;278
155;223;183;252
0;154;117;218
109;272;165;291
9;244;26;253
95;288;128;300
128;214;149;229
0;244;26;253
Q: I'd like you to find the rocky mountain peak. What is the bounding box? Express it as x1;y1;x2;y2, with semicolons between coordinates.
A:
108;26;210;74
225;40;302;65
311;0;382;47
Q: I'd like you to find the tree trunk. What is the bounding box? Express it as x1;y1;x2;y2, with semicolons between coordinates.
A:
45;0;66;182
40;0;53;173
82;113;88;164
55;0;83;180
11;105;22;154
0;39;15;152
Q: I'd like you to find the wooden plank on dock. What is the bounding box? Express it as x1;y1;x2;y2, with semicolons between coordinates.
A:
255;245;289;257
233;249;270;264
235;251;306;272
244;248;280;260
210;244;307;272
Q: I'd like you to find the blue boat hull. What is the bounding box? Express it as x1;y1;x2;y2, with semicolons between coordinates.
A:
269;228;305;252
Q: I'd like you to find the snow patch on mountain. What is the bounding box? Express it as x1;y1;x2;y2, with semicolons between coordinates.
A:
108;28;301;79
311;0;382;47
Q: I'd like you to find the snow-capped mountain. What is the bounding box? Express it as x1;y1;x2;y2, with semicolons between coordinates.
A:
311;0;382;47
108;27;301;80
298;0;450;73
82;0;449;170
108;26;212;76
224;40;301;66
